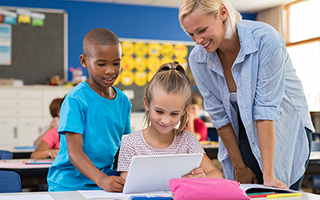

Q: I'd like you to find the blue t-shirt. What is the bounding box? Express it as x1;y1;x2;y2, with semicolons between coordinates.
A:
47;81;132;191
189;20;314;187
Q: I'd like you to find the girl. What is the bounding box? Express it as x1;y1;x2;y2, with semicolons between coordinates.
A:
117;62;222;180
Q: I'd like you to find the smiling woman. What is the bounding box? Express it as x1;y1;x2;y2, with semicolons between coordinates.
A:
178;0;314;191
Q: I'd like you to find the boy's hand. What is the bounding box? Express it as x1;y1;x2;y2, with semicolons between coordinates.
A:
99;175;125;192
182;167;206;178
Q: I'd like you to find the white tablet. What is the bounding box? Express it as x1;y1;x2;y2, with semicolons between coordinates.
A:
122;153;203;194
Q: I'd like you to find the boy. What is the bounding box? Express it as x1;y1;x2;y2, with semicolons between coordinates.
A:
185;93;207;141
47;28;132;192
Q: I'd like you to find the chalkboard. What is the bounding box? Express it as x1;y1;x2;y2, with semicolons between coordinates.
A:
0;6;67;85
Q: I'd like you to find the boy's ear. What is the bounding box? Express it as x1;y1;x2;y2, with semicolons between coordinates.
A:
80;55;87;68
144;97;149;111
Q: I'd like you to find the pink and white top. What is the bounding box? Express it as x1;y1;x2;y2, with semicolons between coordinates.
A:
117;130;205;172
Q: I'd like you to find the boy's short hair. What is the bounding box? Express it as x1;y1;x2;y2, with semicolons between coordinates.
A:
49;98;64;118
83;28;120;57
191;93;203;107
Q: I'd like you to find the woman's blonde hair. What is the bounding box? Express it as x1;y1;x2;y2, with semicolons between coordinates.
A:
179;0;242;39
144;62;191;135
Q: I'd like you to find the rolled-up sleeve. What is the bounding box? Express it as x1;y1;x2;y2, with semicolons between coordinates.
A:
253;44;285;121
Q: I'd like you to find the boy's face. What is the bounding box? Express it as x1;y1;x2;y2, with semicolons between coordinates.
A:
80;44;121;93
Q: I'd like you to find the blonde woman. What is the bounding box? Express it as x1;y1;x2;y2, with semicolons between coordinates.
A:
179;0;314;190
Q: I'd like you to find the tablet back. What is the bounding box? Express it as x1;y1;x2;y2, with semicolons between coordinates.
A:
123;153;203;194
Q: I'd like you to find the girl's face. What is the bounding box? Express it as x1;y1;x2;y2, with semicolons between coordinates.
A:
181;8;227;53
145;87;186;136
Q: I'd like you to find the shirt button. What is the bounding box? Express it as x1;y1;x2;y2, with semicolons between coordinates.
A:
252;141;255;145
247;125;250;128
238;86;240;89
258;157;262;160
241;105;243;108
233;68;236;71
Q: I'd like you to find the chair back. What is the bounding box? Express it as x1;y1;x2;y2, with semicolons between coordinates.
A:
0;171;22;193
311;141;320;152
0;150;12;160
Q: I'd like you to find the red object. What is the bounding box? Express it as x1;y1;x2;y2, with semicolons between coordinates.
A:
248;193;278;198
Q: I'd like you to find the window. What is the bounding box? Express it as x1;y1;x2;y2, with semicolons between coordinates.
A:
286;0;320;111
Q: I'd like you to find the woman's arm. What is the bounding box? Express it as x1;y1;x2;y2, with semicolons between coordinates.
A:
218;124;257;183
65;132;125;192
256;120;287;188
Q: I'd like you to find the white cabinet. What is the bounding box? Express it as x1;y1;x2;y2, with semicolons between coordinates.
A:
0;86;73;147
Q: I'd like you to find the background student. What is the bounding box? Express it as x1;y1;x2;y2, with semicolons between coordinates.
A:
185;93;208;141
47;28;132;192
117;62;222;180
31;99;64;159
179;0;314;190
33;98;63;146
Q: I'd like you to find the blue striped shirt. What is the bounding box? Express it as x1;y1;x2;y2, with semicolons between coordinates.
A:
189;20;314;186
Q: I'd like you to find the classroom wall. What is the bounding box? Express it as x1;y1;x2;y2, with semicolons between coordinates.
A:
0;0;256;81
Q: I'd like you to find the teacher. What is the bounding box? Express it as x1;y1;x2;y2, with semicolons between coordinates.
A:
179;0;314;190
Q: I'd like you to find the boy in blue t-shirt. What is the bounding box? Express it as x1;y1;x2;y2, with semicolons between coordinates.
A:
47;28;132;192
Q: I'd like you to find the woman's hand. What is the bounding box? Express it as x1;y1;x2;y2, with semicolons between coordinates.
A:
182;167;206;178
263;174;287;189
234;166;258;184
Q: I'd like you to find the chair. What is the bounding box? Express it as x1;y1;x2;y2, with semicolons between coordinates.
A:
0;150;12;160
0;171;22;193
311;141;320;194
207;127;218;142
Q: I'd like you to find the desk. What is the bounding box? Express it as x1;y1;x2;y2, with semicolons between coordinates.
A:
0;159;51;190
0;190;319;200
1;146;36;159
306;151;320;175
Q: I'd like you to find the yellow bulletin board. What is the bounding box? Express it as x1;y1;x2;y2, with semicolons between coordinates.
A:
115;39;195;112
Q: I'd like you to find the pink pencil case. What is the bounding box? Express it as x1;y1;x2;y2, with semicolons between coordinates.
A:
169;178;250;200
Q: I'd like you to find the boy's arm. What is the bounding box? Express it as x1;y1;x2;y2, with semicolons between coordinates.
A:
65;132;125;192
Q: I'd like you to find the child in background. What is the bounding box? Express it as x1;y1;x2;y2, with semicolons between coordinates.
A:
117;62;222;180
31;97;64;159
185;93;208;141
33;98;63;146
47;28;132;192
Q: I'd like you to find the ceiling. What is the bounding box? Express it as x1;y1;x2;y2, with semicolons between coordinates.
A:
75;0;298;12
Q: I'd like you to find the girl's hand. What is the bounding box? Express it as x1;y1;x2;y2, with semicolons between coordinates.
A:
234;166;258;184
182;167;206;178
47;149;59;159
263;174;287;189
98;175;125;192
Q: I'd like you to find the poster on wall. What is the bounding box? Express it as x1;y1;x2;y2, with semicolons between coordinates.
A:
0;24;12;65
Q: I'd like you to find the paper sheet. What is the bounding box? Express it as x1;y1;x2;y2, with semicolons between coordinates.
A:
0;194;54;200
77;190;171;199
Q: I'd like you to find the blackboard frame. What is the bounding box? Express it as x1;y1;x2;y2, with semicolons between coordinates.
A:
0;6;68;85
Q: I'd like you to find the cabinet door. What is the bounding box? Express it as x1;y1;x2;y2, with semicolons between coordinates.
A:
17;118;42;146
0;118;18;147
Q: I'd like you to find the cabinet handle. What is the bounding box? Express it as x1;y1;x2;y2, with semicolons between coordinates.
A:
14;127;17;138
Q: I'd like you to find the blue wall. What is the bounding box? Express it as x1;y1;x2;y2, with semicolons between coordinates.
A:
0;0;256;81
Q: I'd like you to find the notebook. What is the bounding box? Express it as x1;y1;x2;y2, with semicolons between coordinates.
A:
122;153;203;194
